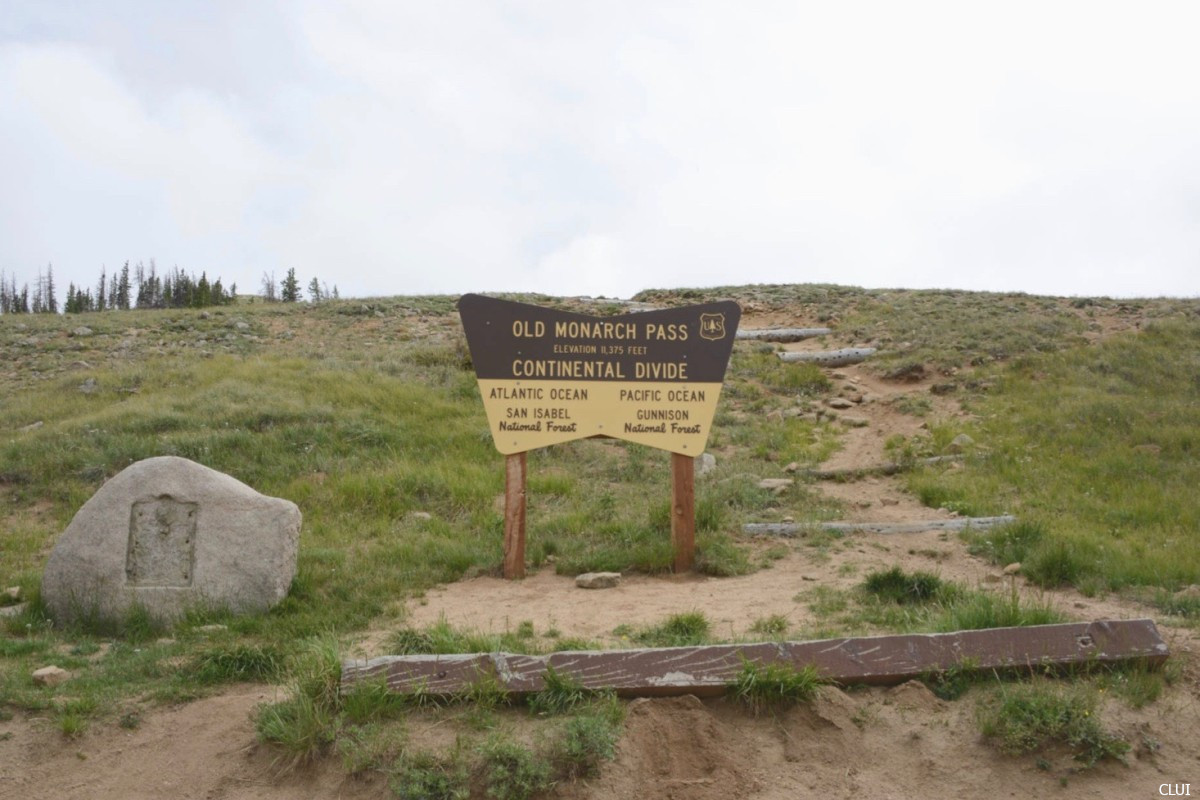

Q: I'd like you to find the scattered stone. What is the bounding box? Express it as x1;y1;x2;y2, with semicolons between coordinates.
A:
694;452;717;476
840;415;870;428
883;363;927;382
827;397;854;410
71;361;92;369
407;511;433;521
880;498;899;506
4;586;20;601
199;311;211;319
946;433;975;453
757;478;794;492
0;603;28;618
18;420;43;433
931;382;957;395
1003;562;1022;576
32;666;70;687
234;321;250;331
71;327;94;337
783;461;802;473
196;624;229;634
42;456;301;626
78;378;98;394
781;516;795;524
575;572;621;589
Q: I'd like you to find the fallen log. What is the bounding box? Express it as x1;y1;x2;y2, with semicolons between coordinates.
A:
736;327;831;342
341;620;1167;698
778;347;876;367
802;455;964;481
743;515;1015;537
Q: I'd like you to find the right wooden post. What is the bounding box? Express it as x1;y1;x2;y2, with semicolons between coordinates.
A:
670;452;695;572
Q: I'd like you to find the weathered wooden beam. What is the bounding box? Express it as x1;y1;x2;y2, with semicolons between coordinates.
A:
341;620;1167;698
778;347;876;367
736;327;832;342
743;515;1015;537
801;455;963;481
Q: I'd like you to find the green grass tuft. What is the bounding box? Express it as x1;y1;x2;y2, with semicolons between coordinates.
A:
730;660;822;715
933;588;1064;632
862;566;950;605
978;680;1129;767
478;736;554;800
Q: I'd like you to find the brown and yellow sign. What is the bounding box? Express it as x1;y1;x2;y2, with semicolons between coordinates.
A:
459;294;741;455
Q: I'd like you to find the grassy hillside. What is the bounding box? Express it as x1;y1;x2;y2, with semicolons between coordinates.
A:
1;285;1198;749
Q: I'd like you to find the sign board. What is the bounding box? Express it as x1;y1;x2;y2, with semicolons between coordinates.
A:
459;294;741;456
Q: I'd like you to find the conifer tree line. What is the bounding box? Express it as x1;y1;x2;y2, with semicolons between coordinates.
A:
0;261;238;315
1;263;340;315
260;268;338;303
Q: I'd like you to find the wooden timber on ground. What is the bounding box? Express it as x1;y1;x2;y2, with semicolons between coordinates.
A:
341;619;1167;698
743;515;1015;537
778;347;876;367
802;455;964;481
735;327;832;342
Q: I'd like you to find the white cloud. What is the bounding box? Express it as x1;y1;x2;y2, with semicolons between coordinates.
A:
1;1;1199;300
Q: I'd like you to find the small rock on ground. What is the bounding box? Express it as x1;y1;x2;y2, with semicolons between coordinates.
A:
1003;562;1022;575
947;433;976;453
757;478;794;491
0;603;28;618
32;666;70;687
694;452;717;476
575;572;622;589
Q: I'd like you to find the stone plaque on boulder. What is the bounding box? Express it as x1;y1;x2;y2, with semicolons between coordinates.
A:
43;456;301;626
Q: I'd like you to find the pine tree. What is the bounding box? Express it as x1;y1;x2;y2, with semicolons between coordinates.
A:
195;272;211;307
117;262;131;310
307;276;322;303
280;268;300;303
45;264;58;313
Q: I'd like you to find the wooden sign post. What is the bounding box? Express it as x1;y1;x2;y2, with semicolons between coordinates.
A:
459;294;740;578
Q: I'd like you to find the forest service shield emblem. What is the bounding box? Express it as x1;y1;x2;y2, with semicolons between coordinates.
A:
699;313;727;341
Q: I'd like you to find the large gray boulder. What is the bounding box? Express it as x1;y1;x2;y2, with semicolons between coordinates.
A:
43;456;301;626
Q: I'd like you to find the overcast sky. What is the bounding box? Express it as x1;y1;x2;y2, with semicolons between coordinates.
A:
2;1;1198;302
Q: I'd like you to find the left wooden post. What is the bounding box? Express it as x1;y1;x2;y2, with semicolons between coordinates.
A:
503;451;527;579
